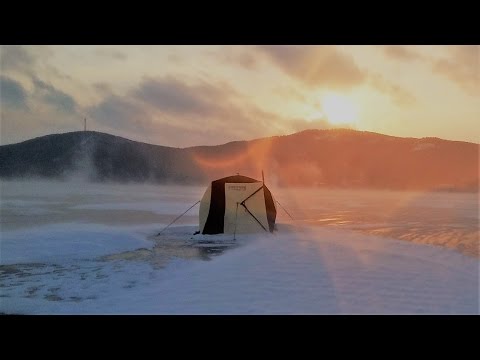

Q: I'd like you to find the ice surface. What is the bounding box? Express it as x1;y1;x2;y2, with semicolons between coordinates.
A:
1;223;154;265
0;180;478;314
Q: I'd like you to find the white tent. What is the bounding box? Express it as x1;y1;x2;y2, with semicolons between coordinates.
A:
199;175;277;235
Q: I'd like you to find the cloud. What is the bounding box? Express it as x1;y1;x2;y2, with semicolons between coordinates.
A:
1;69;357;147
0;45;34;72
1;76;83;144
432;46;479;95
0;46;58;78
87;76;307;147
211;46;259;70
32;78;78;113
257;45;365;89
0;76;28;109
0;74;84;145
88;95;152;133
382;46;422;61
93;82;112;94
382;45;479;96
0;104;83;145
451;45;478;67
94;48;128;60
370;74;417;106
227;52;257;69
131;76;240;118
1;46;79;115
273;86;307;102
87;91;240;147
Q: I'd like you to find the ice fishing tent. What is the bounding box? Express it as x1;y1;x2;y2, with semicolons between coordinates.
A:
199;175;277;235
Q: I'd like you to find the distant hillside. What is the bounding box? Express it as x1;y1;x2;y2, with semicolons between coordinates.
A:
0;129;478;191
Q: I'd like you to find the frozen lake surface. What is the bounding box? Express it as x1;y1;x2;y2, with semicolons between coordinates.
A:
1;180;478;314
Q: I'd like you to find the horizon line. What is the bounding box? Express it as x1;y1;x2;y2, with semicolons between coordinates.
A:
1;127;479;148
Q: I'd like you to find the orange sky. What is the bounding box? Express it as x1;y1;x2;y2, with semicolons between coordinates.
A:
1;45;478;146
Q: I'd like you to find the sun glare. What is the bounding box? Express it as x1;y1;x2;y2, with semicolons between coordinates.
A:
322;93;358;125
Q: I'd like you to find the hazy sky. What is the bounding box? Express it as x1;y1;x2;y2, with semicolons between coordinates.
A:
0;45;478;146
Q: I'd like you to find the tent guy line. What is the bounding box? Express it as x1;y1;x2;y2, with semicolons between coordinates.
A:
156;200;200;236
156;174;295;239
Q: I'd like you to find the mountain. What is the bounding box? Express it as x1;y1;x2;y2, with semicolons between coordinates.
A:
0;129;478;191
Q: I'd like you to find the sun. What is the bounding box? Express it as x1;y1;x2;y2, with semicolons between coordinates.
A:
321;93;358;125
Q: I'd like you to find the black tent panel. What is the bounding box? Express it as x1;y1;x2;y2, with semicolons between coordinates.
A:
263;185;277;232
202;175;258;234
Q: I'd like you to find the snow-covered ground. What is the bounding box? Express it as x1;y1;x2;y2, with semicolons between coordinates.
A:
1;180;478;314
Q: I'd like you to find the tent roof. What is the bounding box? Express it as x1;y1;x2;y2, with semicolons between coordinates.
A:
212;174;260;184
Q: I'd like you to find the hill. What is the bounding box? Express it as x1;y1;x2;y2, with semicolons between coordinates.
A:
0;129;478;191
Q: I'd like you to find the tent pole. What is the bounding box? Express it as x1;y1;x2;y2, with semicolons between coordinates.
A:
240;203;268;232
233;202;239;241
